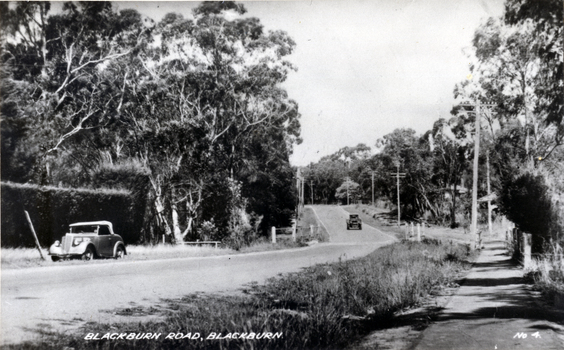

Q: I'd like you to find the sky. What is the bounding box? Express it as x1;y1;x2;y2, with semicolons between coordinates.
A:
112;0;506;166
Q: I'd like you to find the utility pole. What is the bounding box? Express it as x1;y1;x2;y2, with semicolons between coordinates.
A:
296;169;304;218
390;163;406;226
346;161;351;205
346;177;350;206
471;102;481;241
311;180;314;205
486;151;492;236
460;101;495;242
371;170;375;207
301;177;304;208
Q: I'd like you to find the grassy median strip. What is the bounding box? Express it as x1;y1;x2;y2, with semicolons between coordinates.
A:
10;241;474;350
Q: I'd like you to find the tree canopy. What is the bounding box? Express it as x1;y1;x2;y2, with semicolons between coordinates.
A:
1;1;301;244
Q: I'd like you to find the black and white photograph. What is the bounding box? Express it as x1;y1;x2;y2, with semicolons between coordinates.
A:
1;0;563;349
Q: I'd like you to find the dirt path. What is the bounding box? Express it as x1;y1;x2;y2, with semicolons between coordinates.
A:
351;240;564;350
412;240;564;350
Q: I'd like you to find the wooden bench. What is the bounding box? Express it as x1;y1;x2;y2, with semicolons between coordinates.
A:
179;241;221;248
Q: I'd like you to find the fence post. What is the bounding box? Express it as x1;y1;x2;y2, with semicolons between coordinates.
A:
524;233;532;269
271;226;276;244
404;223;408;240
417;223;421;242
310;225;314;237
292;223;297;242
411;222;414;237
513;228;520;258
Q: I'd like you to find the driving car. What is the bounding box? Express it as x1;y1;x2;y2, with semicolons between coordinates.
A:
346;214;362;230
48;221;126;261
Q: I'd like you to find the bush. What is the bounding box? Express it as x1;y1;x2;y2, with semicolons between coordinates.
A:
500;172;558;253
1;182;143;247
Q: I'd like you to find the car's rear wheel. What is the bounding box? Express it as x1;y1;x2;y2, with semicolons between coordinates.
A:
82;247;95;261
115;246;125;259
51;256;60;262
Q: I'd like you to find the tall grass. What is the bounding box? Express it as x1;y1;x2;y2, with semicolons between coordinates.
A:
298;206;330;242
1;245;234;269
10;241;473;350
1;248;51;268
526;241;564;303
2;240;312;269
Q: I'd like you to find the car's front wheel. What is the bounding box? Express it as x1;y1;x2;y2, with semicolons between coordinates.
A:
82;247;95;261
115;246;125;259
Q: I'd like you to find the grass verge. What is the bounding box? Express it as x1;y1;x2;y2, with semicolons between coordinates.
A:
1;238;310;270
8;240;475;350
345;204;506;244
525;243;564;307
297;206;330;242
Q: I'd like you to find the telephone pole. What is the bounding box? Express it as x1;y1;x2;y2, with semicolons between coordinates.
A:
296;169;304;218
311;180;314;205
371;170;375;207
460;101;495;242
472;102;481;240
390;163;406;226
346;177;350;205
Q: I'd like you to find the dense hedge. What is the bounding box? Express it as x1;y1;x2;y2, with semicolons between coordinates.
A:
1;182;144;248
500;172;558;253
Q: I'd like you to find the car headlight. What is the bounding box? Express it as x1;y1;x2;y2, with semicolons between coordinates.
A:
73;237;90;246
54;240;60;247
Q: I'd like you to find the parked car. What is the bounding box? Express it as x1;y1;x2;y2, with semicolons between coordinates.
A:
346;214;362;230
48;221;126;262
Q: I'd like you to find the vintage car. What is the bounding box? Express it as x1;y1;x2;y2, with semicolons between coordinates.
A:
346;214;362;230
48;221;126;262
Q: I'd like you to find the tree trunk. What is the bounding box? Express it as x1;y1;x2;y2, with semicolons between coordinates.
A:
149;176;172;237
172;201;182;243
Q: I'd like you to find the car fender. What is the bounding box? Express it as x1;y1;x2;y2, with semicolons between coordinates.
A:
69;241;96;256
49;244;64;256
113;242;127;256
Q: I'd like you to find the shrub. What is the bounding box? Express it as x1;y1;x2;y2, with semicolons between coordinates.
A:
1;182;143;247
500;172;558;253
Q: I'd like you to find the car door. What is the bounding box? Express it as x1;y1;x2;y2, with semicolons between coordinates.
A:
97;225;114;257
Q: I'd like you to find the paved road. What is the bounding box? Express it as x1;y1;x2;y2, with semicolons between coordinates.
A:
414;240;564;350
1;205;395;345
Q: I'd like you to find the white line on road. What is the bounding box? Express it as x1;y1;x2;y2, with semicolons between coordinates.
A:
307;205;331;236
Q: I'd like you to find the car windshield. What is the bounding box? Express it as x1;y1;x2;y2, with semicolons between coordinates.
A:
70;225;98;234
350;215;359;219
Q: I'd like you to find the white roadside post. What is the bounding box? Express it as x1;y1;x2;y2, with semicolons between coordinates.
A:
292;222;296;242
271;226;276;244
417;223;421;242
